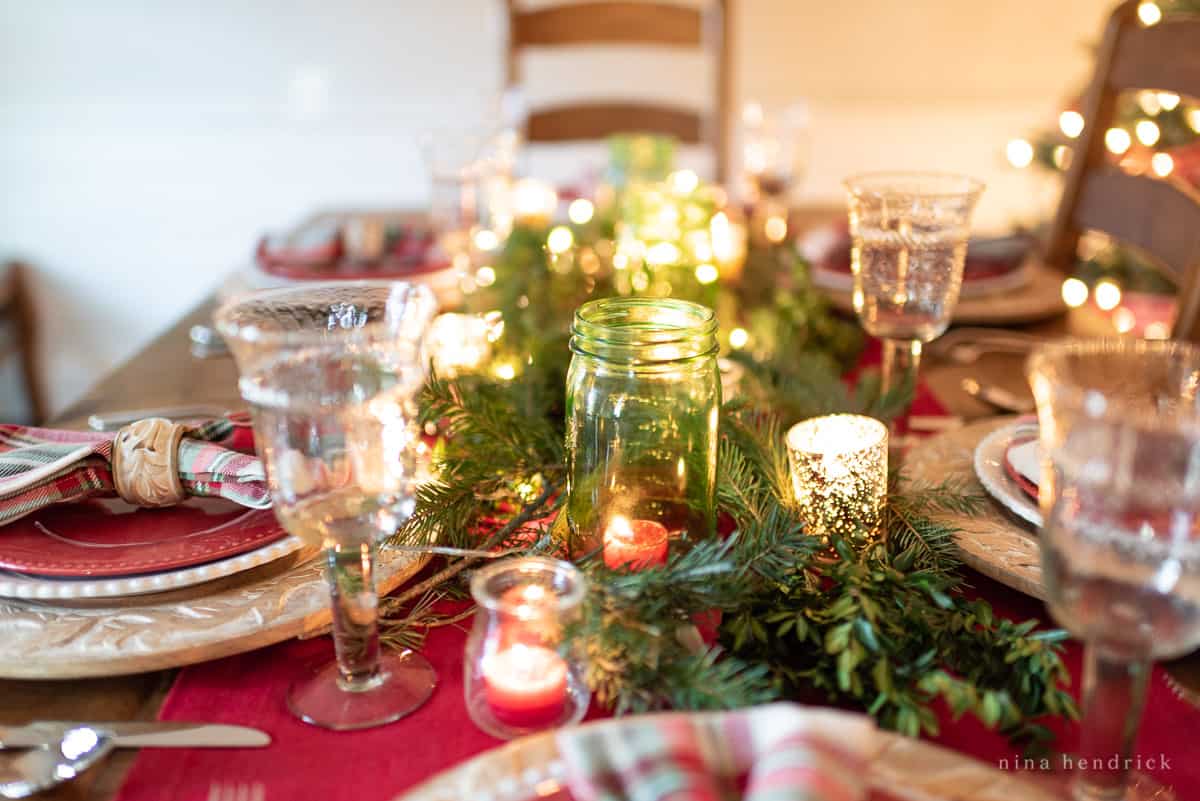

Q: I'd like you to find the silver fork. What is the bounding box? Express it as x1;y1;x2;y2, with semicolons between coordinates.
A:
206;782;264;801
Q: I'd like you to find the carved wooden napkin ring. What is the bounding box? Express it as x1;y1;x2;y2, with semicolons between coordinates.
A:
111;417;188;508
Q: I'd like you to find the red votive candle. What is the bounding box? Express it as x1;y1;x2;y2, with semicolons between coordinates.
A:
603;515;669;570
482;643;568;727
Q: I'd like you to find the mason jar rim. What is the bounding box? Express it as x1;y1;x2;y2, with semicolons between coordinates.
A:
570;297;719;364
470;556;587;615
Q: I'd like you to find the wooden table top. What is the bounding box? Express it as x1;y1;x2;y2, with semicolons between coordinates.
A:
0;275;1171;799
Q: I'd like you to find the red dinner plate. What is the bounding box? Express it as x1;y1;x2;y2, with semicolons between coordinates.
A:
0;497;286;578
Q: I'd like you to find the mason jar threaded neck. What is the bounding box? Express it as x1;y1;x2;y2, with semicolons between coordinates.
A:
570;297;718;366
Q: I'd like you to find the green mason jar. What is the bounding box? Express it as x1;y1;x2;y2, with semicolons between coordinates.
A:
565;297;720;565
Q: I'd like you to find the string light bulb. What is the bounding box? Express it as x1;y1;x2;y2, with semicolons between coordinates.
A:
1113;308;1137;334
1135;120;1161;146
1105;128;1132;155
694;263;719;284
1052;145;1072;170
547;226;574;255
1061;277;1089;308
1006;138;1035;168
1138;1;1163;26
729;328;750;349
1188;109;1200;134
1158;92;1181;111
567;198;594;225
1151;152;1174;177
1094;280;1122;311
1059;110;1085;139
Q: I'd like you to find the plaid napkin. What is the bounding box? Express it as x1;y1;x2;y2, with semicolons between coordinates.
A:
557;703;874;801
0;417;270;528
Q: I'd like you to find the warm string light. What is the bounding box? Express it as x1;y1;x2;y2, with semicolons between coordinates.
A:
1094;280;1122;311
1135;119;1161;146
547;226;574;255
1151;152;1175;177
1052;145;1071;170
474;229;500;251
1059;110;1085;139
729;327;750;349
1113;307;1137;334
1006;138;1035;168
1105;128;1132;155
1137;1;1163;26
1061;277;1089;308
1158;92;1180;111
567;198;594;225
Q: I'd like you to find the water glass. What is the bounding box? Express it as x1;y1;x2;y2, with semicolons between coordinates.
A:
1028;339;1200;800
844;172;983;401
741;101;810;204
216;282;438;730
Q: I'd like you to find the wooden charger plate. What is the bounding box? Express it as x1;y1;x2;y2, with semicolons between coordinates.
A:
397;714;1061;801
820;259;1067;326
903;417;1046;600
0;543;428;679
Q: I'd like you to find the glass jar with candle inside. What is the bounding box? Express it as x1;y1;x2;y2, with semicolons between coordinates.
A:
566;297;720;566
464;557;589;739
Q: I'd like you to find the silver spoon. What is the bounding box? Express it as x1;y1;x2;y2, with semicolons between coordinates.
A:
0;727;113;799
961;378;1035;414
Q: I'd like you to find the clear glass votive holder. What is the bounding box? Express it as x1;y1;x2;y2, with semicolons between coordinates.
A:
786;414;888;548
465;557;590;739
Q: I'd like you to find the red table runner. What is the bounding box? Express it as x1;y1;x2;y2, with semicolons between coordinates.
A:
113;362;1200;801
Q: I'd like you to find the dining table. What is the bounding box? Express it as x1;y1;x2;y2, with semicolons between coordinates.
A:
5;210;1197;801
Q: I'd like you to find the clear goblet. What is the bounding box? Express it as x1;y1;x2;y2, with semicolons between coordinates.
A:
215;282;438;730
843;172;984;405
1028;339;1200;801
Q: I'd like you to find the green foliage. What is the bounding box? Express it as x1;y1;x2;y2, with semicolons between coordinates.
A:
382;215;1076;752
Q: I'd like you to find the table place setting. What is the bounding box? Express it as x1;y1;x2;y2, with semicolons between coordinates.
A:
8;4;1200;792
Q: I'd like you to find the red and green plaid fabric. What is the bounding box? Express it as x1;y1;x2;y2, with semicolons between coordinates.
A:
557;703;872;801
0;416;270;528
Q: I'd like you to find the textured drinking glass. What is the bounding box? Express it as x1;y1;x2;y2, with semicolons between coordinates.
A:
844;172;984;402
565;297;720;562
1028;339;1200;801
216;282;438;730
464;556;589;739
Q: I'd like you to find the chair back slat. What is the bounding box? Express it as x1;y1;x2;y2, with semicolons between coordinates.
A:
527;102;702;144
1109;17;1200;99
511;2;703;48
507;0;729;179
1071;169;1200;284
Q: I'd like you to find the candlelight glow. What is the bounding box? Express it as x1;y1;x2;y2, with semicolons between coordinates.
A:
1105;128;1132;155
1006;138;1034;168
493;362;517;381
1061;277;1089;308
1152;152;1174;177
567;198;594;225
1059;110;1085;139
1095;280;1122;311
786;414;888;546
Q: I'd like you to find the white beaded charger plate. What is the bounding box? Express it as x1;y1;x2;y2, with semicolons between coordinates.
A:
396;714;1061;801
0;535;305;600
904;417;1046;600
972;418;1042;528
0;544;427;679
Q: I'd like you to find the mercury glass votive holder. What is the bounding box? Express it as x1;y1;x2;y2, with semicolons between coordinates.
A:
786;414;888;547
464;557;589;740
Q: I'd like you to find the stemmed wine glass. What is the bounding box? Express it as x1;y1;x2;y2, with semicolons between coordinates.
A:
1028;339;1200;800
216;282;438;730
843;172;984;407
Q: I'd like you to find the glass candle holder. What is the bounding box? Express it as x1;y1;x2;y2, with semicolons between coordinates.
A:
566;298;720;562
464;557;589;739
786;414;888;548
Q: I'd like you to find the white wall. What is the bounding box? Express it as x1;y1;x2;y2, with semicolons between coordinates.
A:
1;0;1114;416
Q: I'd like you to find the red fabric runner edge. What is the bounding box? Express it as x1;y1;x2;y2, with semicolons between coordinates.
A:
113;342;1199;801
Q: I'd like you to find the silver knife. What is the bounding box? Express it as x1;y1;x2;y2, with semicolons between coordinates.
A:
0;721;270;749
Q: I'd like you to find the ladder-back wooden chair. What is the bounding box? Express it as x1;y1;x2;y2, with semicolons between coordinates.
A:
506;0;731;181
1044;0;1200;340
